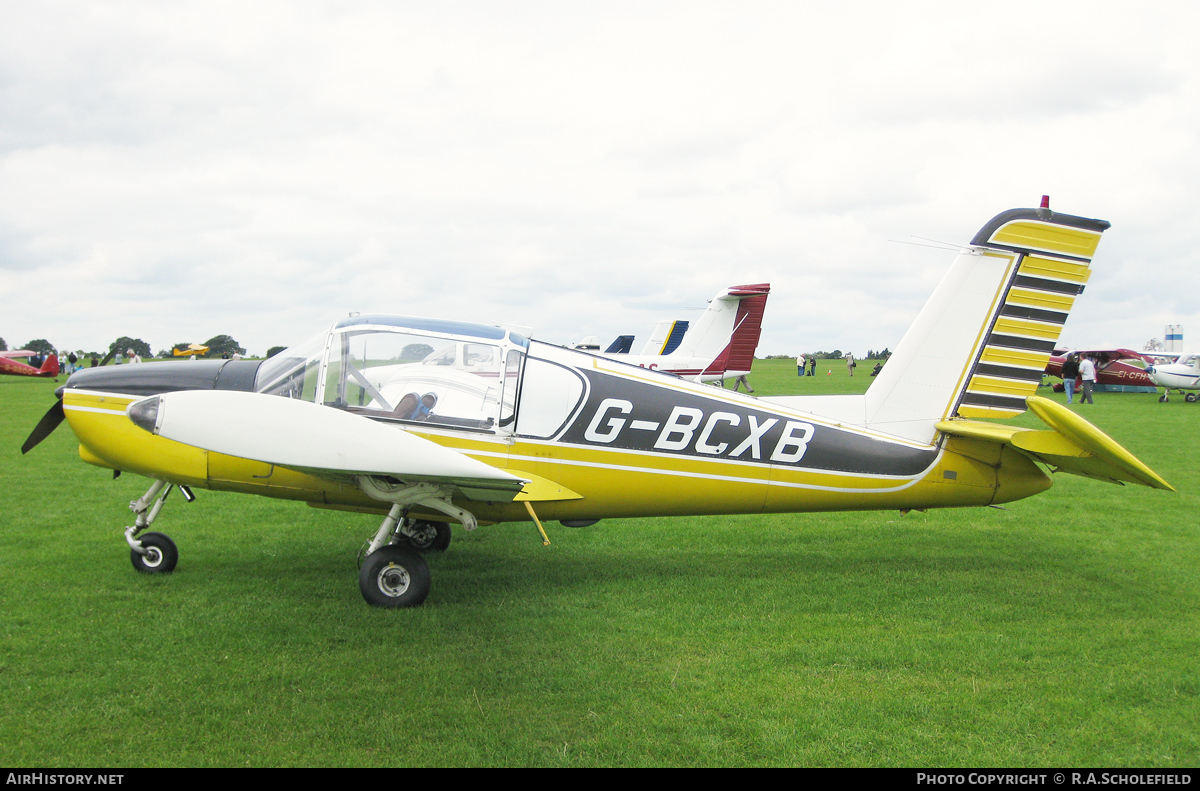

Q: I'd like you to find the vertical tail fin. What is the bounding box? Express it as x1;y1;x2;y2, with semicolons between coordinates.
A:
39;354;60;377
671;284;770;373
640;320;690;355
863;207;1108;443
604;335;635;354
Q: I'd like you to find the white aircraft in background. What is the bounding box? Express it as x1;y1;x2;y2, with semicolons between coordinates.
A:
575;284;771;383
1147;353;1200;402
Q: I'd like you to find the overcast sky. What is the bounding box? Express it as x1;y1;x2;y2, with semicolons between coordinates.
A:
2;2;1198;358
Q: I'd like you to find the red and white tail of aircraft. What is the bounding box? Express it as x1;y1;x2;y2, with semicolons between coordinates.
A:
0;351;59;379
596;283;771;382
1045;348;1156;390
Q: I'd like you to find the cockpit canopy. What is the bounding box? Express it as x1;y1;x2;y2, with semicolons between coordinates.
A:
256;315;529;432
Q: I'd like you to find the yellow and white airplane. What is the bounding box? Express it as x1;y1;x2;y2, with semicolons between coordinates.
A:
22;203;1173;607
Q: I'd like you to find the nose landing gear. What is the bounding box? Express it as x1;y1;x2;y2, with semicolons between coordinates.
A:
124;479;193;574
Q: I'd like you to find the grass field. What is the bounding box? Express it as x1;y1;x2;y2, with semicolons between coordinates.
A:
1;360;1197;767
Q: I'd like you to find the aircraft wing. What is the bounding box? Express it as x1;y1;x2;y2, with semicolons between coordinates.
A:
126;390;528;501
937;396;1172;490
1054;348;1148;360
0;350;36;358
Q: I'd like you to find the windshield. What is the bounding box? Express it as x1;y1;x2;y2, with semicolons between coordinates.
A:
254;330;328;400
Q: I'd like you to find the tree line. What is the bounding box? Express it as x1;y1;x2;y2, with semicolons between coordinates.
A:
0;334;273;360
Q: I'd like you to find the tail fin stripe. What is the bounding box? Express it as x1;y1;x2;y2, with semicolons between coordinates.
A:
1013;275;1086;296
968;375;1040;397
986;334;1057;353
974;363;1045;381
1018;256;1092;283
999;304;1069;324
992;318;1061;341
981;347;1053;368
659;321;689;355
960;392;1028;411
1007;287;1077;312
982;219;1107;259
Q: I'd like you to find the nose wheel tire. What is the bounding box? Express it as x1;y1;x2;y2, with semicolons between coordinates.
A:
359;546;431;608
1159;394;1169;403
130;532;178;574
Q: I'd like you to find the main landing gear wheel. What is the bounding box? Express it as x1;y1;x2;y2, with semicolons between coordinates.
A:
400;520;452;553
130;532;178;574
1187;393;1198;403
359;546;431;608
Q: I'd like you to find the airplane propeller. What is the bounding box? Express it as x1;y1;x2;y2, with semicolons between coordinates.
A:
22;342;122;453
21;397;65;454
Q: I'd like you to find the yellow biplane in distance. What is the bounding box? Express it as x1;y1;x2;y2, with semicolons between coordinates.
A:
22;201;1173;607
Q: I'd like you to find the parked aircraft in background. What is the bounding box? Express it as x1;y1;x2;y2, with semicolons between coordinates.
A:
21;203;1172;608
173;343;210;358
1146;353;1200;402
1;351;58;379
1045;348;1155;391
588;283;771;383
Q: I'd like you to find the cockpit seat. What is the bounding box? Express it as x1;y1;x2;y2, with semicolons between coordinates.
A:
392;392;422;420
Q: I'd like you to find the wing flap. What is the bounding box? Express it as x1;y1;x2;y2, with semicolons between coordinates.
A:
937;395;1173;491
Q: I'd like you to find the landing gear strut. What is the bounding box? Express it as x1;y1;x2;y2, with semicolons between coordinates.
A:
124;479;193;574
354;478;478;608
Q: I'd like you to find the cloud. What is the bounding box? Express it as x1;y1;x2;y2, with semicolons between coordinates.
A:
1;2;1199;357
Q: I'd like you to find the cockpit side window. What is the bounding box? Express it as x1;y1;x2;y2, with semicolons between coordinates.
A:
323;328;509;431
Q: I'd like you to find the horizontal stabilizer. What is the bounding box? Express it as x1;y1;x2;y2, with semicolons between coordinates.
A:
127;390;527;499
936;396;1173;491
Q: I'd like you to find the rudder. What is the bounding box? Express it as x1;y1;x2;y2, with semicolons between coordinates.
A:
863;204;1108;443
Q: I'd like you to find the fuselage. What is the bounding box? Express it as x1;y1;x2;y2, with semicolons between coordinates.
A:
1;353;58;378
57;316;1050;527
1147;353;1200;391
1045;350;1154;388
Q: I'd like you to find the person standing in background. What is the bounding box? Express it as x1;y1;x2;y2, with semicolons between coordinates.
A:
1061;353;1080;404
1079;354;1096;404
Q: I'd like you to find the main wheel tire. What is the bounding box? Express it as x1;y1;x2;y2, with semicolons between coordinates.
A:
130;532;178;574
399;520;452;553
359;546;431;608
1186;393;1198;403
